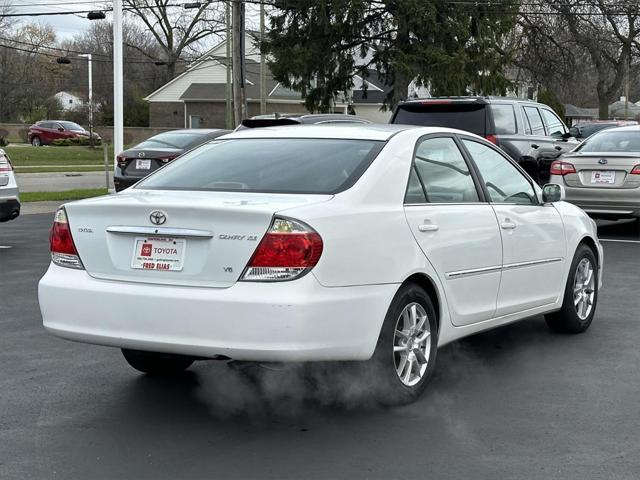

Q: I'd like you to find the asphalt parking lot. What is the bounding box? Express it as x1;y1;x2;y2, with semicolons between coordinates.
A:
1;213;639;480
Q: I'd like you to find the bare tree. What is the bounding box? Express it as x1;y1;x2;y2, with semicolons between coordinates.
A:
517;0;640;118
123;0;225;80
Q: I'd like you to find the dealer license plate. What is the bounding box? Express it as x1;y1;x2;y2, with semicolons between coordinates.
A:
131;237;185;271
591;170;615;184
136;159;151;170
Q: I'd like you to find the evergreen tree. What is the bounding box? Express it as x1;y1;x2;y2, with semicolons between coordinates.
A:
264;0;519;112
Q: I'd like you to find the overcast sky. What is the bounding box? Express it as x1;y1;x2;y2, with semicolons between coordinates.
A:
9;1;263;42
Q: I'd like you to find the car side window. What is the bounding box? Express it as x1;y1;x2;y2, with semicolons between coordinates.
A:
411;137;479;203
523;107;545;136
462;140;537;205
540;109;567;137
404;167;427;204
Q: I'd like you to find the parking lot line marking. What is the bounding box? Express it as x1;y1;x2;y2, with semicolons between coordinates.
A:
600;239;640;244
0;245;12;249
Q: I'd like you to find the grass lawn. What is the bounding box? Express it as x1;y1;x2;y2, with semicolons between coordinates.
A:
20;188;109;203
15;165;106;174
4;145;112;166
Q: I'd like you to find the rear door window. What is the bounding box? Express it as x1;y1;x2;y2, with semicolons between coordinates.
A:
540;109;567;137
393;103;487;135
137;138;383;194
489;104;517;134
411;137;480;203
523;107;546;136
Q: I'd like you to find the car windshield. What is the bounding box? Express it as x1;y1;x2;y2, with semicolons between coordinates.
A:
136;138;383;194
575;130;640;152
59;121;84;131
135;132;205;149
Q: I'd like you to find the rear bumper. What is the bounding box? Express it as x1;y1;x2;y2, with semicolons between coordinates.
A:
552;176;640;218
38;264;397;362
114;173;143;192
0;197;20;222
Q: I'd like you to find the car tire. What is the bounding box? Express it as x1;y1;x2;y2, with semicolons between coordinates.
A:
121;348;195;375
31;136;41;147
369;282;438;405
545;244;598;334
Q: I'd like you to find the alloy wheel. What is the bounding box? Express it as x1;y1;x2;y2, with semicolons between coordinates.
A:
574;258;595;320
393;302;431;387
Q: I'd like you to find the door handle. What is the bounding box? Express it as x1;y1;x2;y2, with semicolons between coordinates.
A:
418;223;439;232
501;219;517;230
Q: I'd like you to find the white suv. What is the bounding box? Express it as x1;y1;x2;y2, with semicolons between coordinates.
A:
0;149;20;222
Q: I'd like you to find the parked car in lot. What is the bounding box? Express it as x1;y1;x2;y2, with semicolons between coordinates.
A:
390;97;578;185
27;120;100;146
0;149;20;222
569;120;638;140
550;125;640;220
39;124;603;404
238;113;372;129
114;129;230;192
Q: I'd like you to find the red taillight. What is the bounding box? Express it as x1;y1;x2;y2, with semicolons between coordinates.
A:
484;134;498;145
550;160;576;176
241;217;323;281
0;154;12;172
419;99;452;105
116;154;127;166
50;208;84;269
631;164;640;175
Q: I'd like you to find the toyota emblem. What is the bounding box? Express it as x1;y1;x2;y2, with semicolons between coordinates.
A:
598;158;608;165
149;210;167;225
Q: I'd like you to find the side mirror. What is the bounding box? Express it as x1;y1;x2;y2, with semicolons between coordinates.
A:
58;127;64;132
561;131;572;140
542;183;565;203
568;127;580;138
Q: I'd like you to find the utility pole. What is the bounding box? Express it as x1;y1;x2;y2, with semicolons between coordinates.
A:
113;0;124;172
259;1;266;115
78;53;93;147
225;1;233;129
232;0;247;125
625;55;630;121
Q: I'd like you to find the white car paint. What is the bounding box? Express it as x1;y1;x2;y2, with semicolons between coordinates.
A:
38;125;604;362
0;149;20;222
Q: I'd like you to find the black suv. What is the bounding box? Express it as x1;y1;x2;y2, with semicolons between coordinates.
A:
390;97;578;184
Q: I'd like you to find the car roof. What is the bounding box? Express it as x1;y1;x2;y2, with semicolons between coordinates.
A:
219;123;471;141
592;125;640;133
154;129;224;135
398;96;544;106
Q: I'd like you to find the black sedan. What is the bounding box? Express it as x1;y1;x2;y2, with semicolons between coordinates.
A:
114;129;230;192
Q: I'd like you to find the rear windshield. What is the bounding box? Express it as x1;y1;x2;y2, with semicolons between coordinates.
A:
575;130;640;152
136;132;205;149
136;138;383;194
393;103;487;135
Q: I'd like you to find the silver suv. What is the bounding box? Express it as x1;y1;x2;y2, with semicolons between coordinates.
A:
0;149;20;222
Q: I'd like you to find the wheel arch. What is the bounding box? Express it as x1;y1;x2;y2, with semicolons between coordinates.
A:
401;273;442;333
578;235;599;265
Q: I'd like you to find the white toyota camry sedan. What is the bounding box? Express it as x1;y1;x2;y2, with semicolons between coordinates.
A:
38;124;603;403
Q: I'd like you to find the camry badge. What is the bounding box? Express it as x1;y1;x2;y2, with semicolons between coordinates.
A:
149;210;167;225
598;158;608;165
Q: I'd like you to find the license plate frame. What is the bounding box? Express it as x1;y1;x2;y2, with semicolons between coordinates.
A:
131;236;186;271
136;159;152;170
590;170;615;184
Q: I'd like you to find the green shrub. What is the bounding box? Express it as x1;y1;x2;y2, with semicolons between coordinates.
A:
0;137;8;147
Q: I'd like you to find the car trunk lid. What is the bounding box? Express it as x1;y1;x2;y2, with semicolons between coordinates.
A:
561;152;640;189
118;148;182;177
65;190;332;288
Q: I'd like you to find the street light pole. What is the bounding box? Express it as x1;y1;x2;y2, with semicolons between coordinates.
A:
113;0;124;172
78;53;93;147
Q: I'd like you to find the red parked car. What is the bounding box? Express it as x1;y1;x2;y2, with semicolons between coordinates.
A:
27;120;100;146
